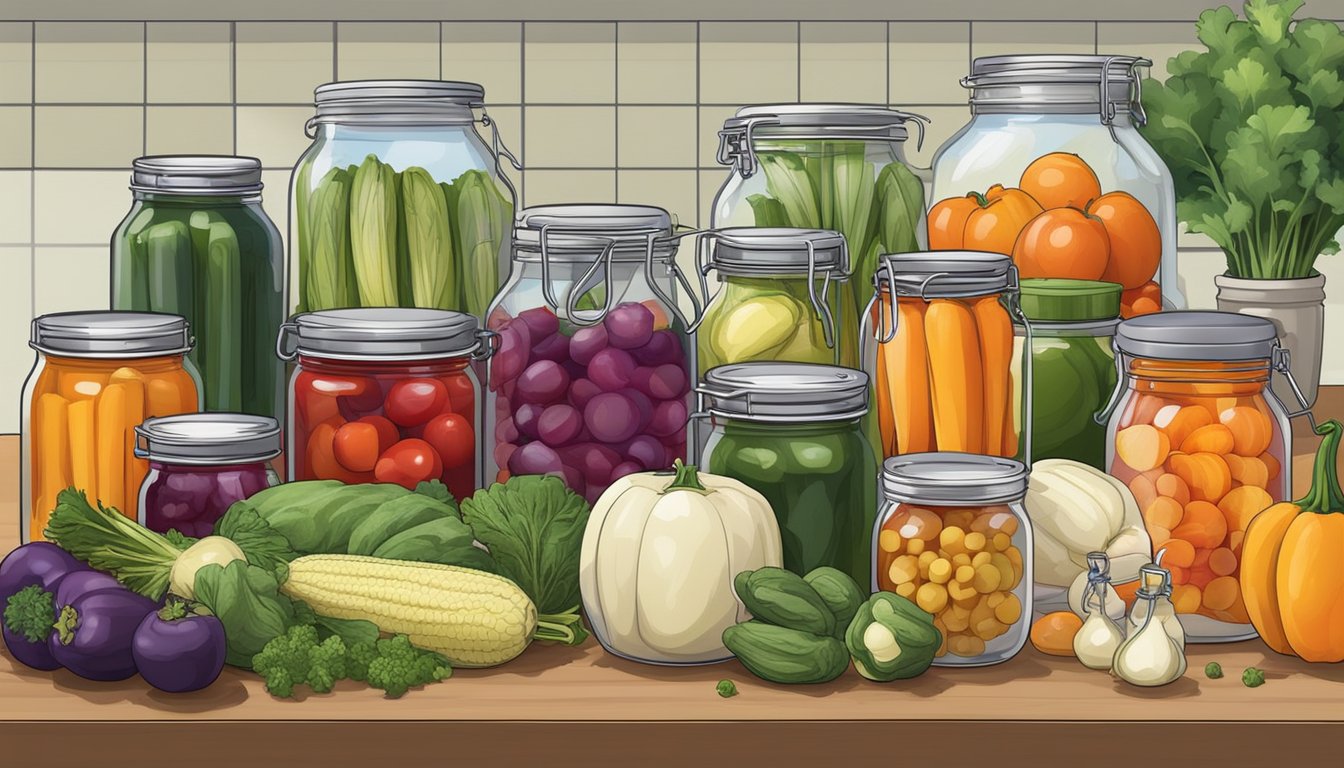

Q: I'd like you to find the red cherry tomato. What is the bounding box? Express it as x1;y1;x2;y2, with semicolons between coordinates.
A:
355;414;400;453
307;421;373;483
442;374;476;413
384;379;450;427
332;422;381;472
374;438;443;489
422;413;474;470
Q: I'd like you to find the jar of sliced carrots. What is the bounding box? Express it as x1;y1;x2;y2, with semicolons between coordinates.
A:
21;312;200;543
866;251;1030;461
1102;311;1310;642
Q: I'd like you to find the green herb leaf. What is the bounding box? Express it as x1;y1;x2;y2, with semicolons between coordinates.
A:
213;502;298;575
193;560;304;669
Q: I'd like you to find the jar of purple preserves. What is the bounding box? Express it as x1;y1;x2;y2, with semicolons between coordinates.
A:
134;413;281;536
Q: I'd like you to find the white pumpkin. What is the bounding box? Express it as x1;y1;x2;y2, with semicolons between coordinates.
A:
579;461;782;664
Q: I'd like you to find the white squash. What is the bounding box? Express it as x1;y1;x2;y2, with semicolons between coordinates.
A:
579;460;782;664
1026;460;1152;588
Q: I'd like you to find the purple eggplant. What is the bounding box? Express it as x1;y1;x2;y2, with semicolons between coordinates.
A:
133;600;226;693
0;542;86;599
48;587;157;681
1;543;88;670
52;570;123;610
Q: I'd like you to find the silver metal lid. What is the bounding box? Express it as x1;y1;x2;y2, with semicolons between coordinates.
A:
699;363;869;422
724;103;917;140
1115;311;1279;362
877;251;1015;298
963;54;1150;122
513;204;677;263
31;311;193;359
135;413;282;465
130;155;263;196
277;308;486;361
881;453;1028;505
313;80;484;125
709;228;849;275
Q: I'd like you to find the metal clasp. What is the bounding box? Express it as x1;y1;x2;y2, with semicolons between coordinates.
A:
470;328;500;361
275;320;300;362
1272;346;1318;430
481;109;523;213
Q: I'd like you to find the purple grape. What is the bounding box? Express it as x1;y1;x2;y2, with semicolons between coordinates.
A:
648;399;688;437
562;359;587;382
604;303;655;350
490;322;531;386
631;330;684;366
650;364;689;399
517;306;559;339
664;426;688;449
532;332;571;363
497;416;520;443
568;378;602;411
622;388;653;431
624;435;667;470
516;360;570;404
494;442;518;469
509;441;564;475
558;443;622;486
514;403;545;439
588;347;636;391
583;392;641;443
569;325;609;366
611;461;642;481
538;404;583;447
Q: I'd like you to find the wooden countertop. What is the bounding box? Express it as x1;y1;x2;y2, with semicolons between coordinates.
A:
3;389;1343;768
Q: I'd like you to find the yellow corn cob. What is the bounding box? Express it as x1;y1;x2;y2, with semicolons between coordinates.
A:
281;554;539;668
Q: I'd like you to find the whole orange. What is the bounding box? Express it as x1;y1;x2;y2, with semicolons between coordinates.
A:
1019;153;1103;210
1011;208;1110;280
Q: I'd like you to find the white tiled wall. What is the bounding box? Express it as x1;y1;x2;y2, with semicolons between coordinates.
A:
2;14;1344;433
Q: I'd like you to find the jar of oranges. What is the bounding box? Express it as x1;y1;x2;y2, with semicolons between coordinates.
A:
1101;311;1312;642
929;55;1179;317
874;453;1033;666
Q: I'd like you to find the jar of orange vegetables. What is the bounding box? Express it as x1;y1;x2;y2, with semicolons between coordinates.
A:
1101;311;1311;642
865;251;1031;461
20;312;200;542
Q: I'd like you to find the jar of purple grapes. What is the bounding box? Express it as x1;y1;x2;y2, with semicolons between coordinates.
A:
485;204;699;503
134;413;281;536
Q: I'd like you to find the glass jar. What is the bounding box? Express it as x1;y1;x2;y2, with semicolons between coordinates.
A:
930;55;1180;316
1101;311;1310;642
485;204;697;504
21;312;200;542
711;104;929;321
874;453;1033;666
278;308;491;500
134;413;281;536
1015;278;1121;469
111;156;285;418
696;227;855;372
290;80;517;318
865;251;1031;460
697;362;877;587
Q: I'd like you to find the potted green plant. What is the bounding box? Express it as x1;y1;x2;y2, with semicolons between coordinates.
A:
1141;0;1344;407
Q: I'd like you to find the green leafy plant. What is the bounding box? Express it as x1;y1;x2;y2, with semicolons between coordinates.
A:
1141;0;1344;279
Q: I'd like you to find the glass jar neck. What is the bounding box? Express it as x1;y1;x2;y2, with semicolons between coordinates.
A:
132;191;260;205
296;353;471;375
149;459;269;472
1126;356;1271;389
42;352;187;373
319;118;478;141
715;416;862;434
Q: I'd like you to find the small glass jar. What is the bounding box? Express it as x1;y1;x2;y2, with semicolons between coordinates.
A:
696;228;856;371
698;362;877;587
278;308;491;500
1015;278;1121;469
874;453;1033;666
135;413;281;537
21;312;200;542
111;156;285;418
1101;311;1310;642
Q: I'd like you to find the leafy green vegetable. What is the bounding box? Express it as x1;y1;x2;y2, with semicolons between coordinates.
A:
1141;0;1344;279
371;516;495;571
413;479;455;505
346;493;456;556
46;488;184;599
252;625;450;699
226;481;405;555
212;504;297;578
4;584;55;641
745;194;791;228
760;151;821;228
164;529;199;550
1205;661;1224;679
349;154;400;306
193;560;307;668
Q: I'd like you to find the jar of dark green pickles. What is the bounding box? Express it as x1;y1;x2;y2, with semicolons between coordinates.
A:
111;156;284;419
697;362;877;587
1014;279;1120;469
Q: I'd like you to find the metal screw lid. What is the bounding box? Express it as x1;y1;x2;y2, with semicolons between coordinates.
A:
708;228;849;275
698;362;869;422
1115;310;1279;361
312;79;485;124
31;311;193;359
877;251;1015;298
963;54;1151;121
513;204;678;262
135;413;282;465
130;155;264;196
277;308;486;361
881;452;1029;505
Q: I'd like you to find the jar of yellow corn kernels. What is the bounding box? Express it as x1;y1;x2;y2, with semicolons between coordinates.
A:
874;453;1033;666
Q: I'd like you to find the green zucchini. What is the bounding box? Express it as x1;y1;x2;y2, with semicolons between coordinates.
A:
144;220;195;321
203;220;243;411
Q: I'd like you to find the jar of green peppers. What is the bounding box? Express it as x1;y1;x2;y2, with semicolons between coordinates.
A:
697;362;877;587
111;156;284;419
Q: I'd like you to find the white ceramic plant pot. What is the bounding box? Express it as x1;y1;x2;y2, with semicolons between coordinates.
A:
1215;272;1325;409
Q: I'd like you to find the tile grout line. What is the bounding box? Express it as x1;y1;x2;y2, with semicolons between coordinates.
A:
141;21;147;156
795;21;801;103
886;20;892;108
29;20;35;316
332;21;338;81
613;21;619;202
519;21;526;206
437;21;443;80
694;21;700;228
231;21;237;155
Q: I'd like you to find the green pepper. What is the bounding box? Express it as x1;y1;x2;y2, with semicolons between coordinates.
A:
845;592;941;682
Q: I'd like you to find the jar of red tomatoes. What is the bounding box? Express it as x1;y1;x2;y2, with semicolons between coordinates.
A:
278;308;493;499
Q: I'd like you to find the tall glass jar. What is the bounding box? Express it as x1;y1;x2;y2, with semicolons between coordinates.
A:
111;156;284;418
697;362;877;587
865;251;1031;461
930;55;1180;316
486;205;698;504
289;80;517;319
278;308;491;500
135;413;281;537
1101;311;1310;642
874;453;1033;666
711;104;929;321
21;312;200;542
696;228;855;371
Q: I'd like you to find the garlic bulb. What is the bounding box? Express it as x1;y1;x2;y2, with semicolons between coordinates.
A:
1074;609;1124;670
1113;618;1184;687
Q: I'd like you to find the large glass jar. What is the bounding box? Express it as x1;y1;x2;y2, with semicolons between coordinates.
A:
111;156;284;418
21;312;200;542
134;413;281;536
698;362;876;587
486;205;697;504
278;308;490;500
865;251;1031;460
290;80;516;319
696;228;855;371
1101;311;1309;642
930;55;1180;316
874;453;1033;666
1015;278;1120;469
711;104;929;322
